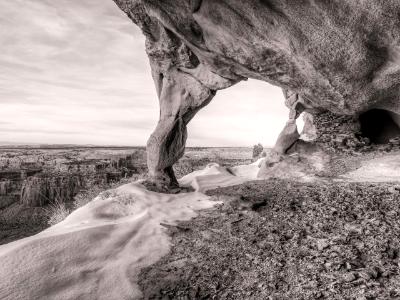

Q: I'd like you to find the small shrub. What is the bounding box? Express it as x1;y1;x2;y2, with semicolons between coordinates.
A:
45;199;71;226
252;143;264;159
73;186;105;209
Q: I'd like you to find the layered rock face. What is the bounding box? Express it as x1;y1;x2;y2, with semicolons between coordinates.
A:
113;0;400;184
0;151;147;209
0;170;30;209
20;175;83;207
0;180;18;209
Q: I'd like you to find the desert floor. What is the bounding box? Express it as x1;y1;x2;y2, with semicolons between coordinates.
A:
1;149;400;300
137;151;400;299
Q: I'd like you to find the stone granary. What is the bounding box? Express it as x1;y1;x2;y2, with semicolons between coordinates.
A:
113;0;400;187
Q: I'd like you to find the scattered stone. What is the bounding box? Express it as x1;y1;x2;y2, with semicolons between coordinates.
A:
344;223;363;234
342;273;357;283
316;239;330;251
358;271;371;281
139;180;400;299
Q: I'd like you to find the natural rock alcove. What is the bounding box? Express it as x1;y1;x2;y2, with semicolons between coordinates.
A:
112;0;400;188
359;109;400;144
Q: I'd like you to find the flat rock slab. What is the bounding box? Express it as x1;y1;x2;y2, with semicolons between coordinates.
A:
340;153;400;182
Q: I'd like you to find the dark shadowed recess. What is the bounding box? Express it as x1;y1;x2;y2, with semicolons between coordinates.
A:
359;109;400;144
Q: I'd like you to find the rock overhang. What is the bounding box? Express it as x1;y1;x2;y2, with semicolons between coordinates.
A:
115;0;400;114
112;0;400;185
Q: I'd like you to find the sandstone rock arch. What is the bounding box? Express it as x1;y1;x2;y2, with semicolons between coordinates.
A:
113;0;400;186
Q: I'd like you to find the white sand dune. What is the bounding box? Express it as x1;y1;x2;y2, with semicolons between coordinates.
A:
229;159;264;179
0;163;260;300
178;160;261;192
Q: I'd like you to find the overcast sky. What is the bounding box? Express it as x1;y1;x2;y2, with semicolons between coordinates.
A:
0;0;290;147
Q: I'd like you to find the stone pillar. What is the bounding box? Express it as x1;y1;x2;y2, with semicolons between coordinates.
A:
146;68;215;188
271;89;305;155
272;119;300;154
258;89;303;178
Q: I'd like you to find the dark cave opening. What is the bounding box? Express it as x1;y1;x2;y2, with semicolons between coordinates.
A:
359;109;400;144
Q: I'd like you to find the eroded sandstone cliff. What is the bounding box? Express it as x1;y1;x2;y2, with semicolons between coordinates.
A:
20;175;84;207
113;0;400;186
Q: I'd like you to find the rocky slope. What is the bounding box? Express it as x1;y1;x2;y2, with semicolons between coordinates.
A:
140;179;400;300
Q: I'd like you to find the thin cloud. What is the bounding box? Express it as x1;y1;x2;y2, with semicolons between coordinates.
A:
0;127;78;135
102;119;156;129
0;0;288;146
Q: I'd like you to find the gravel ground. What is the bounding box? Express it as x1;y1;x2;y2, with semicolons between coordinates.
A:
139;179;400;300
